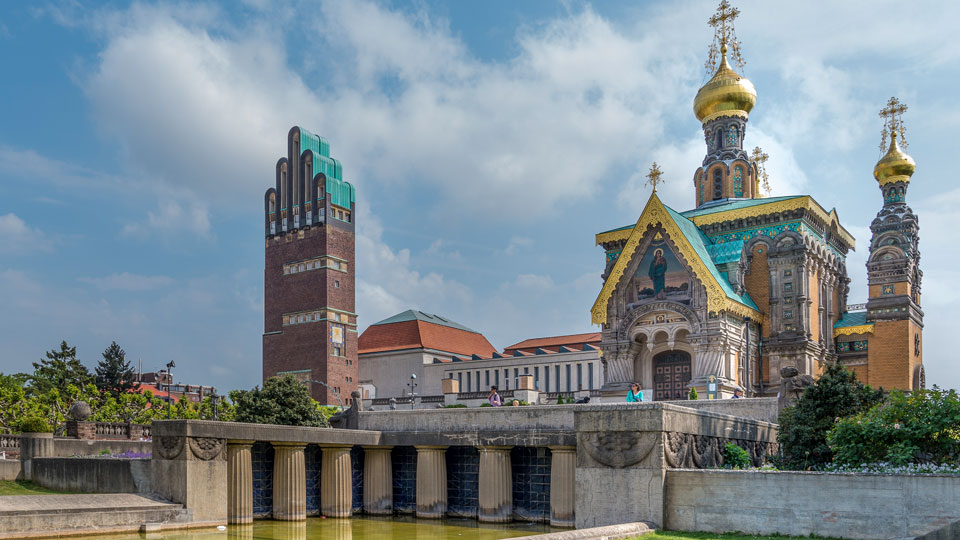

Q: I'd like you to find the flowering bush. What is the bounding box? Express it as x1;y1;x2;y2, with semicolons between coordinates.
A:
827;387;960;466
822;461;960;475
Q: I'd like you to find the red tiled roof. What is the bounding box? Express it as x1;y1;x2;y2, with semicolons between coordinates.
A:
503;332;601;354
359;320;497;357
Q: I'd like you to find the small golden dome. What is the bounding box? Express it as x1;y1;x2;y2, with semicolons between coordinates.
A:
693;53;757;124
873;131;916;184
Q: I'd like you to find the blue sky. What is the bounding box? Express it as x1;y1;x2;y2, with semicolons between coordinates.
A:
0;0;956;392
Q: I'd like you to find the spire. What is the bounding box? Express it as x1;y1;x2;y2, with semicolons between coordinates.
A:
694;1;756;124
874;97;916;187
646;162;664;194
705;0;745;74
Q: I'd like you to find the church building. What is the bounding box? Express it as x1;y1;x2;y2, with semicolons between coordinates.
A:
262;127;358;405
592;2;923;399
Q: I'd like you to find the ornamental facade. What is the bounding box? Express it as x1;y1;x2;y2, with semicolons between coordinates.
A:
591;1;923;399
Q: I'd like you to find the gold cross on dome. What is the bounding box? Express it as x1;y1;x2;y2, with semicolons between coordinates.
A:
646;162;664;193
705;1;745;73
879;96;909;151
750;146;771;196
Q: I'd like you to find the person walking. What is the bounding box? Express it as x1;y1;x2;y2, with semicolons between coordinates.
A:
488;386;502;407
626;383;644;402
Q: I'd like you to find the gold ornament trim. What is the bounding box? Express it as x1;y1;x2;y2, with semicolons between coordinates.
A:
700;109;749;125
833;324;874;338
591;193;763;326
877;175;911;186
596;196;855;250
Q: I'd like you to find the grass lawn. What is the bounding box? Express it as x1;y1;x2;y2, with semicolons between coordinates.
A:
641;532;844;540
0;480;69;496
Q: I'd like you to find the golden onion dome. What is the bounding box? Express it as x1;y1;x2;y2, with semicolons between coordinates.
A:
693;52;757;124
873;131;916;184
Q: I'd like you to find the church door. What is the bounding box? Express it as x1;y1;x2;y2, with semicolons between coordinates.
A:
653;351;692;401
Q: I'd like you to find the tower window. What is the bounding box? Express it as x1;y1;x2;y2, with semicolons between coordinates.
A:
713;169;723;200
727;125;738;147
715;129;723;150
335;280;340;288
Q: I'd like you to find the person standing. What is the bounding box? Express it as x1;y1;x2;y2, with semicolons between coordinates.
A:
488;386;502;407
626;383;644;402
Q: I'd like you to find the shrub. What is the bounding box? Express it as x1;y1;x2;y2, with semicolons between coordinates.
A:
479;403;492;407
777;363;883;470
444;404;467;408
556;394;564;405
724;442;751;469
98;448;111;456
827;387;960;467
229;375;326;427
688;387;698;400
17;416;52;433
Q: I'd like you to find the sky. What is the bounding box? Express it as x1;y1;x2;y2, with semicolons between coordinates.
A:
0;0;956;393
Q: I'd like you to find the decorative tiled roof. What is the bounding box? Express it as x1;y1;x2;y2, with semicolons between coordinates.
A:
359;311;496;357
833;310;873;338
503;332;601;354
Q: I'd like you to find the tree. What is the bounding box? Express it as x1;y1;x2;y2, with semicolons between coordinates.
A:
230;375;326;427
777;363;884;470
95;341;139;397
0;373;41;433
30;341;94;397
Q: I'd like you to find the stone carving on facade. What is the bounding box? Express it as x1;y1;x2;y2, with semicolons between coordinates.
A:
155;435;185;460
188;436;226;461
663;431;777;469
579;431;656;468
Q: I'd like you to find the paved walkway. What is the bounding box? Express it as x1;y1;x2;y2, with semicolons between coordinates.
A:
0;493;177;512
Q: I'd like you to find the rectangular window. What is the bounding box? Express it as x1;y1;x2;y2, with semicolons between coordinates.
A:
534;367;540;390
566;364;572;392
495;370;499;387
503;370;509;390
524;367;529;375
485;370;490;387
467;372;472;392
589;363;594;389
545;366;551;392
458;372;462;388
555;365;561;392
577;363;583;390
476;371;481;391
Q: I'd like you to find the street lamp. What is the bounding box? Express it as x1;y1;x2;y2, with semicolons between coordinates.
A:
166;360;176;419
407;373;418;405
305;380;344;409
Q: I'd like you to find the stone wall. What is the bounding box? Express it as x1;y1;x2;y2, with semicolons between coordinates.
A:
665;469;960;539
660;397;779;423
0;459;21;481
51;439;151;457
32;458;151;494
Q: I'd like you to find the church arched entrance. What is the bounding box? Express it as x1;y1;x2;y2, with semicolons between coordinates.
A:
653;350;691;401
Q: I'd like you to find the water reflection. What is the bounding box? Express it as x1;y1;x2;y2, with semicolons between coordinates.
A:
71;516;551;540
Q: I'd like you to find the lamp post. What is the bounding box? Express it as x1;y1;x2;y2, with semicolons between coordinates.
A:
165;360;176;419
407;373;418;406
210;390;219;421
305;380;344;409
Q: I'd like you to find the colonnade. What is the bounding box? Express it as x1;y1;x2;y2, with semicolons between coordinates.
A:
225;441;575;527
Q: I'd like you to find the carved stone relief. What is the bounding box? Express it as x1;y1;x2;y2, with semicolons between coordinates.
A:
579;431;657;468
155;436;185;460
662;431;777;469
188;437;226;461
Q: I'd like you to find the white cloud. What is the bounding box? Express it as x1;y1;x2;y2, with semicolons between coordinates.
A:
79;272;174;292
0;214;50;254
504;236;533;256
121;199;212;239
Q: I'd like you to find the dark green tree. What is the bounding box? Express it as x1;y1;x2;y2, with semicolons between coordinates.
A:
230;375;326;427
30;341;94;397
777;362;884;470
95;341;139;397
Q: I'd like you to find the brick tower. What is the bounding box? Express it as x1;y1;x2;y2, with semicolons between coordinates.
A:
262;127;358;405
865;99;923;390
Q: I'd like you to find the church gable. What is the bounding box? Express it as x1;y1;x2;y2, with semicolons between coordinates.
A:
591;194;761;326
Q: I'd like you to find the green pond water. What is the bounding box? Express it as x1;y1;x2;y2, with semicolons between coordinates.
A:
87;517;554;539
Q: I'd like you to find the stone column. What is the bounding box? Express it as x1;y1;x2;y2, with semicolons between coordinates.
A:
363;446;393;515
415;445;447;518
321;446;353;518
548;446;576;527
272;442;306;521
227;440;254;525
477;446;512;523
19;432;54;481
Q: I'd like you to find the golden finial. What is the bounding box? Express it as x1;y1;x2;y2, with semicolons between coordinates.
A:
646;162;664;194
705;0;745;75
879;96;908;153
750;146;771;196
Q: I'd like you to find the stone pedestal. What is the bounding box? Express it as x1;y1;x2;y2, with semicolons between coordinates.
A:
65;421;95;440
19;432;54;481
272;443;306;521
363;446;393;515
548;446;576;527
227;440;254;524
477;446;512;523
151;433;227;522
415;446;447;518
321;446;353;518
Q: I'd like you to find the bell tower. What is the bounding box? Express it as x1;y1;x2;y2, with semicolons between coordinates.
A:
865;98;924;390
692;0;760;207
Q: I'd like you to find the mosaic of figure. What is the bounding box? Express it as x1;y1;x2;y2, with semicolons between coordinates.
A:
633;240;691;306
